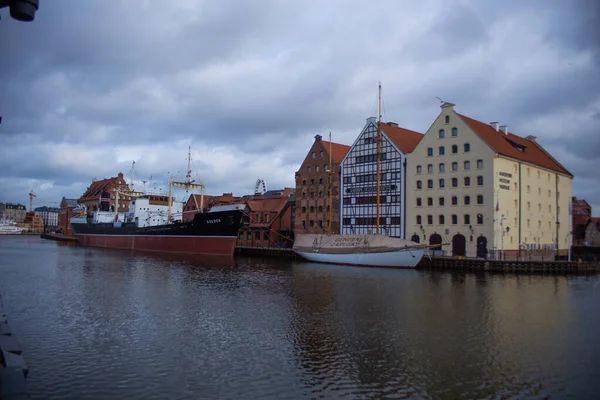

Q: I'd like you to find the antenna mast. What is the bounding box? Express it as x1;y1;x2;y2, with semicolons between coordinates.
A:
375;82;382;235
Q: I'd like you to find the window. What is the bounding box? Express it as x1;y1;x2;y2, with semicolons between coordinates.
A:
416;165;422;174
439;179;445;188
427;197;433;206
527;202;531;211
439;215;445;225
427;179;434;189
319;178;323;184
464;196;471;205
477;159;483;169
439;197;445;206
427;164;433;173
310;206;314;213
439;146;445;155
427;215;433;225
464;214;471;224
312;152;316;159
538;188;541;195
324;164;329;172
464;161;470;170
452;162;458;171
477;214;484;224
464;143;471;152
477;176;483;185
451;127;458;136
255;231;261;240
320;151;324;158
464;177;471;186
427;148;433;156
307;166;311;173
416;198;422;206
452;178;458;187
316;166;320;172
439;163;445;173
452;196;458;205
417;180;422;189
477;195;483;204
537;171;540;179
416;215;422;224
452;214;458;224
527;185;531;194
439;129;445;138
452;144;458;154
445;115;450;124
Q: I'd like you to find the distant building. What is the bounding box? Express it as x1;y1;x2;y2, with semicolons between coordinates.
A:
4;203;26;223
0;202;5;219
295;134;350;234
584;218;600;247
78;172;132;213
572;197;592;246
34;206;60;232
58;197;79;236
340;118;423;238
237;191;295;248
19;212;44;233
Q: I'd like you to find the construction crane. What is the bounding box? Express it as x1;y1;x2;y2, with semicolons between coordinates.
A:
28;191;36;212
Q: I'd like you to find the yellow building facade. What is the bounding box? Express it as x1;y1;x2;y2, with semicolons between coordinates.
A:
406;103;572;259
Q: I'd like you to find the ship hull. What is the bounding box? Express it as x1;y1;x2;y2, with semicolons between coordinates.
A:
71;209;244;256
76;234;237;256
295;248;425;268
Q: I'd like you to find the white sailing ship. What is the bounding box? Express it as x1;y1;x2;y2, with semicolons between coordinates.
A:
293;84;427;268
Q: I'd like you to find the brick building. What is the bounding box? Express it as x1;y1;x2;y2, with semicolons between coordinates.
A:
295;135;350;234
19;212;44;233
237;190;295;248
57;197;79;236
572;197;592;246
78;172;132;213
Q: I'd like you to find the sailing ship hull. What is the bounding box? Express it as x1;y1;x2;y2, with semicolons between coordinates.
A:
295;248;425;268
293;234;426;268
71;209;244;256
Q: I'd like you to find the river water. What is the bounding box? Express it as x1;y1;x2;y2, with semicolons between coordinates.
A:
1;236;599;399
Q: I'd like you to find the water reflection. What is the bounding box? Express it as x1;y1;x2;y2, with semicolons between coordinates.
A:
0;238;598;399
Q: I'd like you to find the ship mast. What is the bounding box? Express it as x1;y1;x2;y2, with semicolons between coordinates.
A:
328;132;333;235
375;82;382;235
168;146;205;223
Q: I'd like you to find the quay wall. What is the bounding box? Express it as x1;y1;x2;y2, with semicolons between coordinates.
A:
0;294;30;399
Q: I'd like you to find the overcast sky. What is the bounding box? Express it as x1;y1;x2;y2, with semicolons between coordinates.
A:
1;0;599;212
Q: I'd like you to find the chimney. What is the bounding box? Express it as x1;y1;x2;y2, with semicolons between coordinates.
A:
314;134;322;142
500;125;508;135
366;117;376;124
388;122;399;128
525;135;537;142
490;122;499;131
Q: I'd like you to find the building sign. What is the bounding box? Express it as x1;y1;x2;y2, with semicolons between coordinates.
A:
345;184;397;194
498;171;512;191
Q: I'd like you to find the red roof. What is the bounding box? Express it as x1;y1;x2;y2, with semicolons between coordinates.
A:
321;141;351;164
79;173;129;201
380;122;424;153
246;196;290;227
458;115;572;176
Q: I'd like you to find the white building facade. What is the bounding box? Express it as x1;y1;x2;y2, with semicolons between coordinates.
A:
406;102;573;259
339;118;423;238
34;206;60;231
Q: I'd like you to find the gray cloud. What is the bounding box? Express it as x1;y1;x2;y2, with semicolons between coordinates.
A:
1;0;599;214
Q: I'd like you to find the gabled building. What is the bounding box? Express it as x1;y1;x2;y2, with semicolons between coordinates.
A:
3;203;26;223
78;172;132;213
572;197;592;246
237;191;295;248
58;197;79;236
295;135;350;234
340;118;423;238
584;217;600;247
406;102;573;259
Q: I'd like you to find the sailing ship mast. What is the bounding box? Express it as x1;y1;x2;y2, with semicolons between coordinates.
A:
375;82;382;235
328;132;333;234
168;146;205;223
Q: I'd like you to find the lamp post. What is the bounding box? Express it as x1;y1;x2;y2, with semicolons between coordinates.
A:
0;0;38;22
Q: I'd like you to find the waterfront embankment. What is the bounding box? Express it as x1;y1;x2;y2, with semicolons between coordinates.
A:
0;294;30;399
